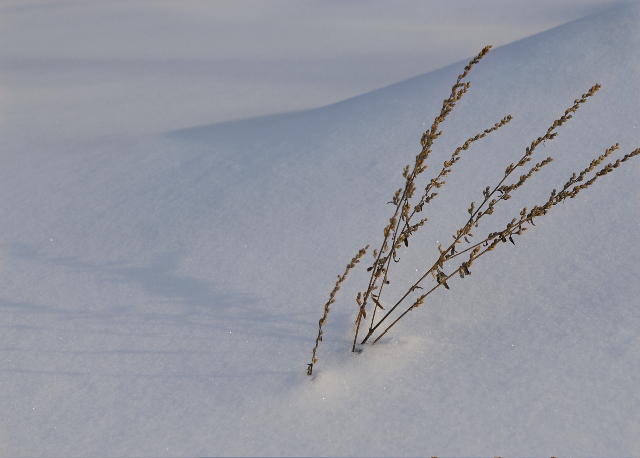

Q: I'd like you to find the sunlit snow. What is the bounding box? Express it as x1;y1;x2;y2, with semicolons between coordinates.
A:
1;2;639;455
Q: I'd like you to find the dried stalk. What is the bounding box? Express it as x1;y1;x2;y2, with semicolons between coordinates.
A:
362;81;639;345
307;44;639;374
353;45;498;351
308;245;368;375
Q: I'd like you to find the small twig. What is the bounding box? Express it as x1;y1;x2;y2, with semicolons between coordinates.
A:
370;142;639;343
356;46;495;350
363;83;604;341
308;245;368;375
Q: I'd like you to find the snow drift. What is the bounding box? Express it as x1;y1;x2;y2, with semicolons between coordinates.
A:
1;3;639;455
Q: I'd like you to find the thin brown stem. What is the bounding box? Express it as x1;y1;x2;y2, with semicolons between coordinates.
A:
369;143;639;344
372;267;462;344
309;245;368;375
362;85;602;341
356;46;495;348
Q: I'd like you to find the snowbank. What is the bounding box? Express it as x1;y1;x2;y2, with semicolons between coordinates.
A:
1;2;639;455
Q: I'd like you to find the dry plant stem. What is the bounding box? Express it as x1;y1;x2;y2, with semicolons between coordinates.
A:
361;83;604;344
372;259;471;345
360;115;513;344
308;245;368;375
365;115;512;334
353;46;493;352
371;143;639;344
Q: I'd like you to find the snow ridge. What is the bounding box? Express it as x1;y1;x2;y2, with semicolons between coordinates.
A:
1;2;639;455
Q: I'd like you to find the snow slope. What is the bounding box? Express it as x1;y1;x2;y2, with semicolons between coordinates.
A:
0;0;621;137
1;3;640;455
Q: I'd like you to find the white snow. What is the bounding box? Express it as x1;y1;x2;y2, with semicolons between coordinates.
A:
0;0;622;138
1;2;639;455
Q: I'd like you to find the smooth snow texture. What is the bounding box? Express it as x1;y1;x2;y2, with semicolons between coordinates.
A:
1;3;640;456
0;0;622;138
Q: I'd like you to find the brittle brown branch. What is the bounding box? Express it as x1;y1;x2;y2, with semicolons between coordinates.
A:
406;115;513;230
308;245;368;375
371;246;482;344
466;84;601;228
362;83;638;345
352;46;496;351
369;142;639;344
308;44;638;374
355;46;496;350
364;144;558;341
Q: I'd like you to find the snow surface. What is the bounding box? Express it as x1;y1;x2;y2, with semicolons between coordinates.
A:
0;0;622;138
1;2;640;456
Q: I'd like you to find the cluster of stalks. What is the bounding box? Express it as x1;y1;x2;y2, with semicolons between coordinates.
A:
308;45;639;375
